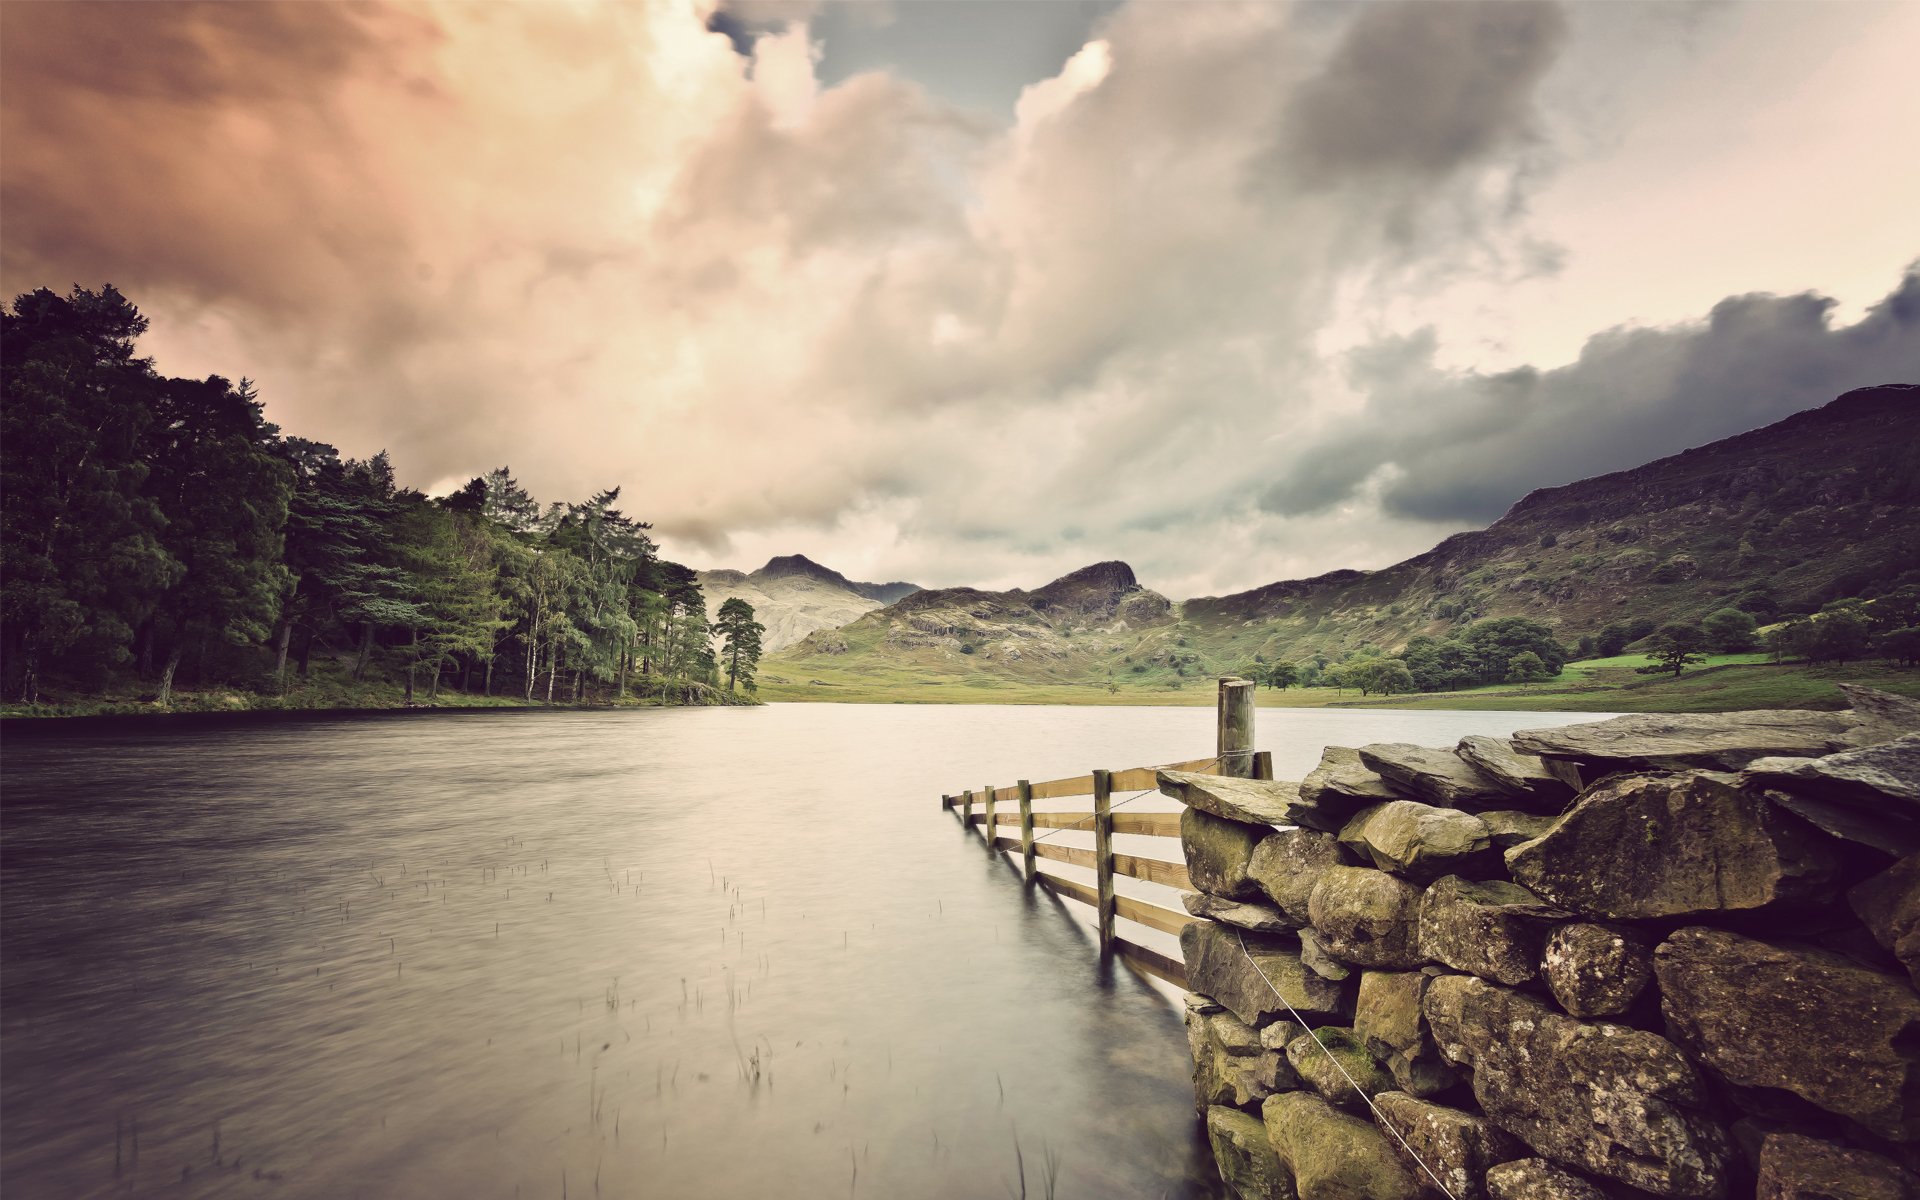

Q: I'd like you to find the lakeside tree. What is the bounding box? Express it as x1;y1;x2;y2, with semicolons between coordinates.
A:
1504;651;1553;687
0;285;732;709
1701;606;1757;653
715;598;765;694
1638;623;1708;677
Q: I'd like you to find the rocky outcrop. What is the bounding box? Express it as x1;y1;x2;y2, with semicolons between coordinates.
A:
1506;770;1837;920
1423;975;1730;1196
1162;771;1310;826
1181;696;1920;1200
1654;927;1920;1142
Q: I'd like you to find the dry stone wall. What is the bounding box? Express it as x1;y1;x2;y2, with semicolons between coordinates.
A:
1166;685;1920;1200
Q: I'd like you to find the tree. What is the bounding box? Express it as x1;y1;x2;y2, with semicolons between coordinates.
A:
1594;623;1632;657
1260;661;1297;690
714;597;765;694
1878;627;1920;668
1809;607;1872;664
1638;624;1707;677
1504;651;1553;686
1701;607;1757;653
1351;658;1414;696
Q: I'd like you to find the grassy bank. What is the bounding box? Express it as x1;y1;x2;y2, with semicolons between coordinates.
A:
757;654;1920;712
1;671;758;720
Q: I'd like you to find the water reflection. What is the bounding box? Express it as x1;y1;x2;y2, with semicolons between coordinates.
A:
1;703;1604;1198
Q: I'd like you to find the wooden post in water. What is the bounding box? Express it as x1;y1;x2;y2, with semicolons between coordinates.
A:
941;793;952;812
1253;750;1274;782
983;784;997;850
963;789;974;828
1093;768;1115;952
1018;780;1036;883
1218;677;1256;778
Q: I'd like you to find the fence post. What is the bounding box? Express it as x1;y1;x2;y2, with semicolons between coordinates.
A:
1093;768;1115;952
1018;780;1036;883
1253;750;1273;782
983;784;997;850
1218;677;1256;778
963;789;974;828
941;793;951;812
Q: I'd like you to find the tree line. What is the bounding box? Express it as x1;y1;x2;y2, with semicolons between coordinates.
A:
1;285;764;708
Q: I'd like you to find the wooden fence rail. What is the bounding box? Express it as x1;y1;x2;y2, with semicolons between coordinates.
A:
941;678;1273;991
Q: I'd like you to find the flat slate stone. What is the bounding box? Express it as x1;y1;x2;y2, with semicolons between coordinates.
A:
1354;970;1458;1097
1484;1160;1609;1200
1851;854;1920;990
1744;734;1920;814
1299;746;1405;817
1479;810;1558;851
1358;743;1510;810
1183;807;1267;902
1506;770;1839;920
1758;784;1920;857
1159;770;1301;825
1181;920;1350;1026
1183;891;1300;933
1841;684;1920;747
1656;926;1920;1143
1417;876;1565;986
1456;735;1576;811
1424;974;1729;1197
1511;710;1857;771
1297;928;1353;981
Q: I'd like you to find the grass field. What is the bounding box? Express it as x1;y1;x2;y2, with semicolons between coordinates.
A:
756;654;1920;712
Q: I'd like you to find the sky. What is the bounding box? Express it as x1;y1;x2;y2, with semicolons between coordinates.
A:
3;0;1917;599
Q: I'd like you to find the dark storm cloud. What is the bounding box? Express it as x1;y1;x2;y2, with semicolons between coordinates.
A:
1278;0;1568;187
1261;268;1920;523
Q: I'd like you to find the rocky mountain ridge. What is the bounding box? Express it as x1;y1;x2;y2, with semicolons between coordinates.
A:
697;555;921;652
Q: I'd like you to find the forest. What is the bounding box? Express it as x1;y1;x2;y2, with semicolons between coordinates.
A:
1;285;763;711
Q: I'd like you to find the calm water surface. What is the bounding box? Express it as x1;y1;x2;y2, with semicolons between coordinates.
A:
1;703;1609;1199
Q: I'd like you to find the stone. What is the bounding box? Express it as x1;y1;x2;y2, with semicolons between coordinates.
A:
1745;735;1920;813
1423;974;1730;1197
1182;921;1351;1026
1298;928;1353;981
1188;1006;1297;1113
1417;876;1565;986
1162;770;1305;826
1353;971;1458;1097
1511;710;1858;772
1755;1131;1920;1200
1184;807;1268;902
1338;801;1495;882
1655;926;1920;1143
1478;810;1558;851
1540;922;1654;1018
1250;829;1353;925
1372;1092;1526;1200
1263;1091;1423;1200
1208;1105;1298;1200
1185;891;1302;933
1758;784;1920;857
1483;1160;1610;1200
1851;854;1920;989
1307;867;1426;970
1457;735;1577;811
1506;770;1838;920
1186;991;1226;1015
1286;1026;1393;1113
1357;743;1511;809
1300;746;1407;824
1841;685;1920;748
1260;1019;1307;1052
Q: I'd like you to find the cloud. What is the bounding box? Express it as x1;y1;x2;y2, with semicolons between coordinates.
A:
1261;266;1920;523
2;0;1912;599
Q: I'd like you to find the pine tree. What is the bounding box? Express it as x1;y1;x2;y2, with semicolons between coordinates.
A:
715;597;765;694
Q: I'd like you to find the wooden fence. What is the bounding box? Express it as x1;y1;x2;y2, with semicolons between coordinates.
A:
940;678;1272;990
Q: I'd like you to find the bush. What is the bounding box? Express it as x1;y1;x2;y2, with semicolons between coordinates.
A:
1539;532;1558;548
1701;607;1757;653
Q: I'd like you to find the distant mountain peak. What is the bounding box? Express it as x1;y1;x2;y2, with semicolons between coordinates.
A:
748;554;920;605
1036;560;1139;594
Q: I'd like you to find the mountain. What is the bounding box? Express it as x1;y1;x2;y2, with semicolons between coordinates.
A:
768;385;1920;691
698;555;921;651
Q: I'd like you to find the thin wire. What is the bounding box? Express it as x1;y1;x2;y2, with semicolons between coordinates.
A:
1232;928;1460;1200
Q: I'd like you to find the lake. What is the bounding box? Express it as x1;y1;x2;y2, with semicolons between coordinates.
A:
0;703;1611;1199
